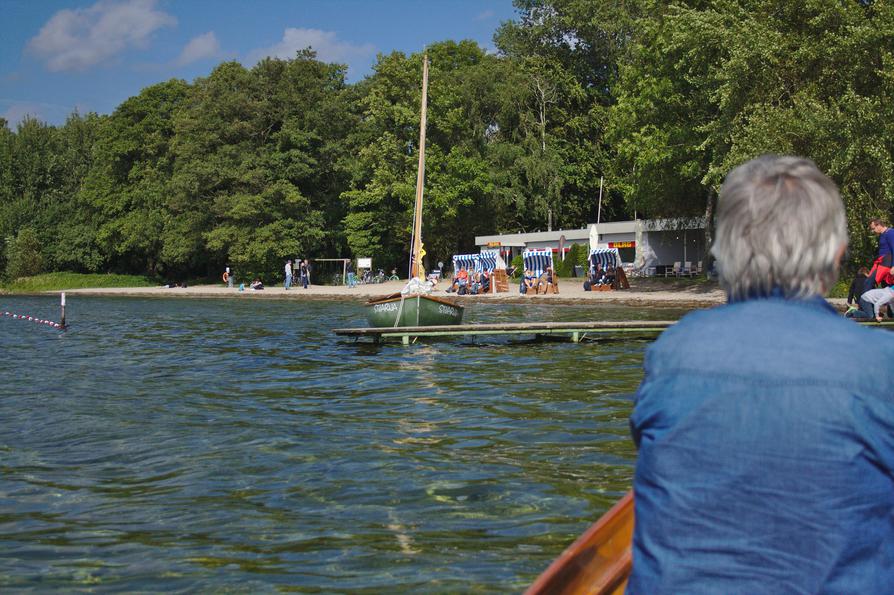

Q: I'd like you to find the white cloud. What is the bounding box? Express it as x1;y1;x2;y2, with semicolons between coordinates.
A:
248;28;375;66
475;10;495;21
175;32;221;66
27;0;176;72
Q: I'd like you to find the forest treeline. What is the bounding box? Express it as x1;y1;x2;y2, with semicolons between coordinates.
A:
1;0;892;282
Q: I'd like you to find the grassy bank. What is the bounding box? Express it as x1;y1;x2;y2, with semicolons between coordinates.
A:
1;272;157;293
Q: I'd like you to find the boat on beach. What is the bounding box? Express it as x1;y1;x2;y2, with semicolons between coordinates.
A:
526;491;634;595
366;54;465;328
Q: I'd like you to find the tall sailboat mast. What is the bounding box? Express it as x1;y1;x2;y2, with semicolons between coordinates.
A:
409;54;429;280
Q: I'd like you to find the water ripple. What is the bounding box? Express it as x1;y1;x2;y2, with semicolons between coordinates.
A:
0;295;688;591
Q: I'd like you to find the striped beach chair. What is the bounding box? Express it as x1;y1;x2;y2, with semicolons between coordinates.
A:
589;248;621;271
452;254;479;274
523;249;553;279
478;250;499;272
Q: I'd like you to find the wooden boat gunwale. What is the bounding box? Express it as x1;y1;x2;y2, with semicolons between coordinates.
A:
525;490;634;595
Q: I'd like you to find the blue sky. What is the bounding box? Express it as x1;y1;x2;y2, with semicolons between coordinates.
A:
1;0;518;127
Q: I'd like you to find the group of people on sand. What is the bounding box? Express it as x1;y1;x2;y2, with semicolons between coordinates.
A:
220;259;312;291
446;267;491;295
520;267;558;295
845;218;894;321
583;263;628;291
284;259;311;290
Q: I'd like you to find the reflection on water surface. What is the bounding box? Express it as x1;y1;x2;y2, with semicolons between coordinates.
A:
0;296;688;591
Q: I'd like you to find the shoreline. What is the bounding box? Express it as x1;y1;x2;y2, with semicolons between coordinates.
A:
31;279;849;310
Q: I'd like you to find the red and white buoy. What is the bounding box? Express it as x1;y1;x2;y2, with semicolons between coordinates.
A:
1;292;66;329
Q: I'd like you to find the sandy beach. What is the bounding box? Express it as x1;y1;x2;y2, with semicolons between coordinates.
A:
55;277;854;311
59;278;722;306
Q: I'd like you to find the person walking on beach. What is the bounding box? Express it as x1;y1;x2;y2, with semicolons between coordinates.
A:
223;266;233;288
629;155;894;593
284;259;292;290
869;218;894;287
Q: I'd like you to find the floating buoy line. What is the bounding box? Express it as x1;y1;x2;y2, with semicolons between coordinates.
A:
1;311;63;328
1;292;67;330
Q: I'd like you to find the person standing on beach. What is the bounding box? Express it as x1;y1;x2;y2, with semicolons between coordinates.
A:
346;260;356;288
224;266;233;288
629;155;894;593
300;259;309;289
284;259;292;290
869;218;894;287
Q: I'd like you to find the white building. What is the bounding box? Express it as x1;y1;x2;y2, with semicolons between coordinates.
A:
474;217;707;274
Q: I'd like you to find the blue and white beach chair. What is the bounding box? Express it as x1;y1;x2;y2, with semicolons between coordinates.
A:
589;248;621;272
523;249;554;279
478;250;499;273
452;254;480;274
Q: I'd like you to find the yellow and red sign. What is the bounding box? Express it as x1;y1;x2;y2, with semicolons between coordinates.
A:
608;241;636;248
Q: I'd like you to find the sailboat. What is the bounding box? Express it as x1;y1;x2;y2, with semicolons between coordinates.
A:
365;55;465;328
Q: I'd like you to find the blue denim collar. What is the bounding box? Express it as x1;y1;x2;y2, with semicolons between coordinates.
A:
728;288;838;315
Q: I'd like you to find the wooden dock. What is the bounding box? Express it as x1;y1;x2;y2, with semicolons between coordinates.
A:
333;320;676;345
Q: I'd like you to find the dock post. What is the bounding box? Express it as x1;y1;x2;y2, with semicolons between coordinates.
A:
402;335;410;346
571;331;579;343
60;292;66;328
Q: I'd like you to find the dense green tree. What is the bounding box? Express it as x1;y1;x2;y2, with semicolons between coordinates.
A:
3;4;891;282
609;0;894;270
494;1;633;229
171;52;347;281
5;227;43;278
342;42;500;272
79;79;188;275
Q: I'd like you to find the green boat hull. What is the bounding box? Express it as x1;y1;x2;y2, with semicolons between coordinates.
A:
366;294;464;327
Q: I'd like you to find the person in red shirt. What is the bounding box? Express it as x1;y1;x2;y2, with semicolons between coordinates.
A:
869;218;894;286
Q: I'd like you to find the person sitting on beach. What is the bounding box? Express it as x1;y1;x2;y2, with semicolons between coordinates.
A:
629;155;894;593
537;267;559;294
520;269;536;294
592;263;606;285
480;270;491;294
250;278;264;290
469;271;481;295
456;267;469;293
447;267;469;293
604;266;616;287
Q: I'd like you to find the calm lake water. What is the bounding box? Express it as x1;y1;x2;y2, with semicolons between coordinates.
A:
0;295;687;592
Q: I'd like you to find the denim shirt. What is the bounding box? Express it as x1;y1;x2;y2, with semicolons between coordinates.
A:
629;296;894;594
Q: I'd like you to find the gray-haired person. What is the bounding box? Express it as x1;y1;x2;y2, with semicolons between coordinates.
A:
629;155;894;593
